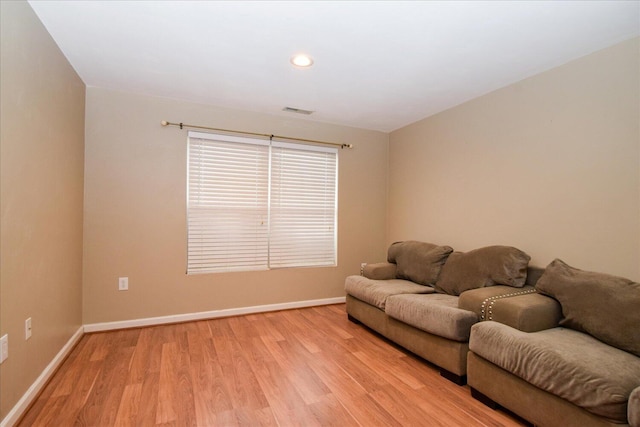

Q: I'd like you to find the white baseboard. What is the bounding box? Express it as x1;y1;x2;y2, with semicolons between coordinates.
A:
84;296;346;332
1;326;84;427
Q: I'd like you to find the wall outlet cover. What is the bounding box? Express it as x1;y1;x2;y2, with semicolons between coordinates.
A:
25;317;32;340
0;334;8;363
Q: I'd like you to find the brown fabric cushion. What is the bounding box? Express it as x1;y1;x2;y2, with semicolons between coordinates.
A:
362;262;397;280
385;294;478;342
387;241;453;286
459;286;561;332
344;275;435;310
470;321;640;422
536;259;640;357
434;246;531;296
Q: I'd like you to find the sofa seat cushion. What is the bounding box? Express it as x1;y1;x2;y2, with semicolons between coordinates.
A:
344;275;435;310
470;321;640;423
385;294;477;342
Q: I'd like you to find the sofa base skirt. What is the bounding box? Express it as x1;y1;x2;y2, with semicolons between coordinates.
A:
467;351;626;427
346;295;468;381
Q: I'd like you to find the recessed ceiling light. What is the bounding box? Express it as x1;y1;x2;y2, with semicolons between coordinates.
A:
291;54;314;68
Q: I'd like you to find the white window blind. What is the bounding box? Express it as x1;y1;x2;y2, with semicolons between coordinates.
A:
187;131;338;274
270;141;337;268
187;132;270;273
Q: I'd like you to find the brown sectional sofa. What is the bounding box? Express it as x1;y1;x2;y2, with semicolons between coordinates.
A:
345;241;537;384
345;241;640;426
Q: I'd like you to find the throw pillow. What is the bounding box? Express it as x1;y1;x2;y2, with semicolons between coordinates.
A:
536;259;640;357
387;241;453;286
435;245;531;295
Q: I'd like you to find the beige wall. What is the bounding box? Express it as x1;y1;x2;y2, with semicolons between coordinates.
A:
389;38;640;281
83;87;388;324
0;0;85;420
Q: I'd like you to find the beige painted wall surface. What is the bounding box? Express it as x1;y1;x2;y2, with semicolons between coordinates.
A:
0;0;85;419
83;87;388;324
389;37;640;280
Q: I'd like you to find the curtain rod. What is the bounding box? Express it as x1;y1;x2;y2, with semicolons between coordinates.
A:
160;120;353;149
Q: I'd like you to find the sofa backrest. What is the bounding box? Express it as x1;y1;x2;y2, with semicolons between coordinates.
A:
434;246;531;296
525;266;545;287
386;240;453;286
536;259;640;357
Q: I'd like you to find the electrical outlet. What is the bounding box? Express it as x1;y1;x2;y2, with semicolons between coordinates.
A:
25;318;32;340
360;263;367;275
0;334;8;363
118;277;128;291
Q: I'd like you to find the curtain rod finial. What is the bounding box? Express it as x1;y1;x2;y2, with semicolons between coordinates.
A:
161;120;169;126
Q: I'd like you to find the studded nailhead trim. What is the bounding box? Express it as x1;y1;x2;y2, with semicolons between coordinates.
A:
479;288;537;321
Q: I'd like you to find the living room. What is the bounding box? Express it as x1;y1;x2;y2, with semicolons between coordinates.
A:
1;1;639;425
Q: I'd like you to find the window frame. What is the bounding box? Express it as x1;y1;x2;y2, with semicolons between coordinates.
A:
186;131;338;275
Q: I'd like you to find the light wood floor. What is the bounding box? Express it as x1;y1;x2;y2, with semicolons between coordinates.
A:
19;304;526;426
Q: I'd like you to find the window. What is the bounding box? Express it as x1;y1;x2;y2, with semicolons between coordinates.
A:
187;131;337;274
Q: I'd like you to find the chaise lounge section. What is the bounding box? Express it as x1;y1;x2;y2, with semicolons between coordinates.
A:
468;259;640;427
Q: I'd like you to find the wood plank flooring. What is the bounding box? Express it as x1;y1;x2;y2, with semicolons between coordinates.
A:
18;304;526;426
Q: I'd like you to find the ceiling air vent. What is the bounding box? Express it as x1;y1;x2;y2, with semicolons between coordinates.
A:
283;106;314;115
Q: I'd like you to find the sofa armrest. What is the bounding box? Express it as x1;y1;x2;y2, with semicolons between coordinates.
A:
459;287;561;332
489;293;562;332
459;286;535;319
630;386;640;427
363;262;397;280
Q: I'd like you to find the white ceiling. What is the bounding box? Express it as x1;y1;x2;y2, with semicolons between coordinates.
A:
28;1;639;133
